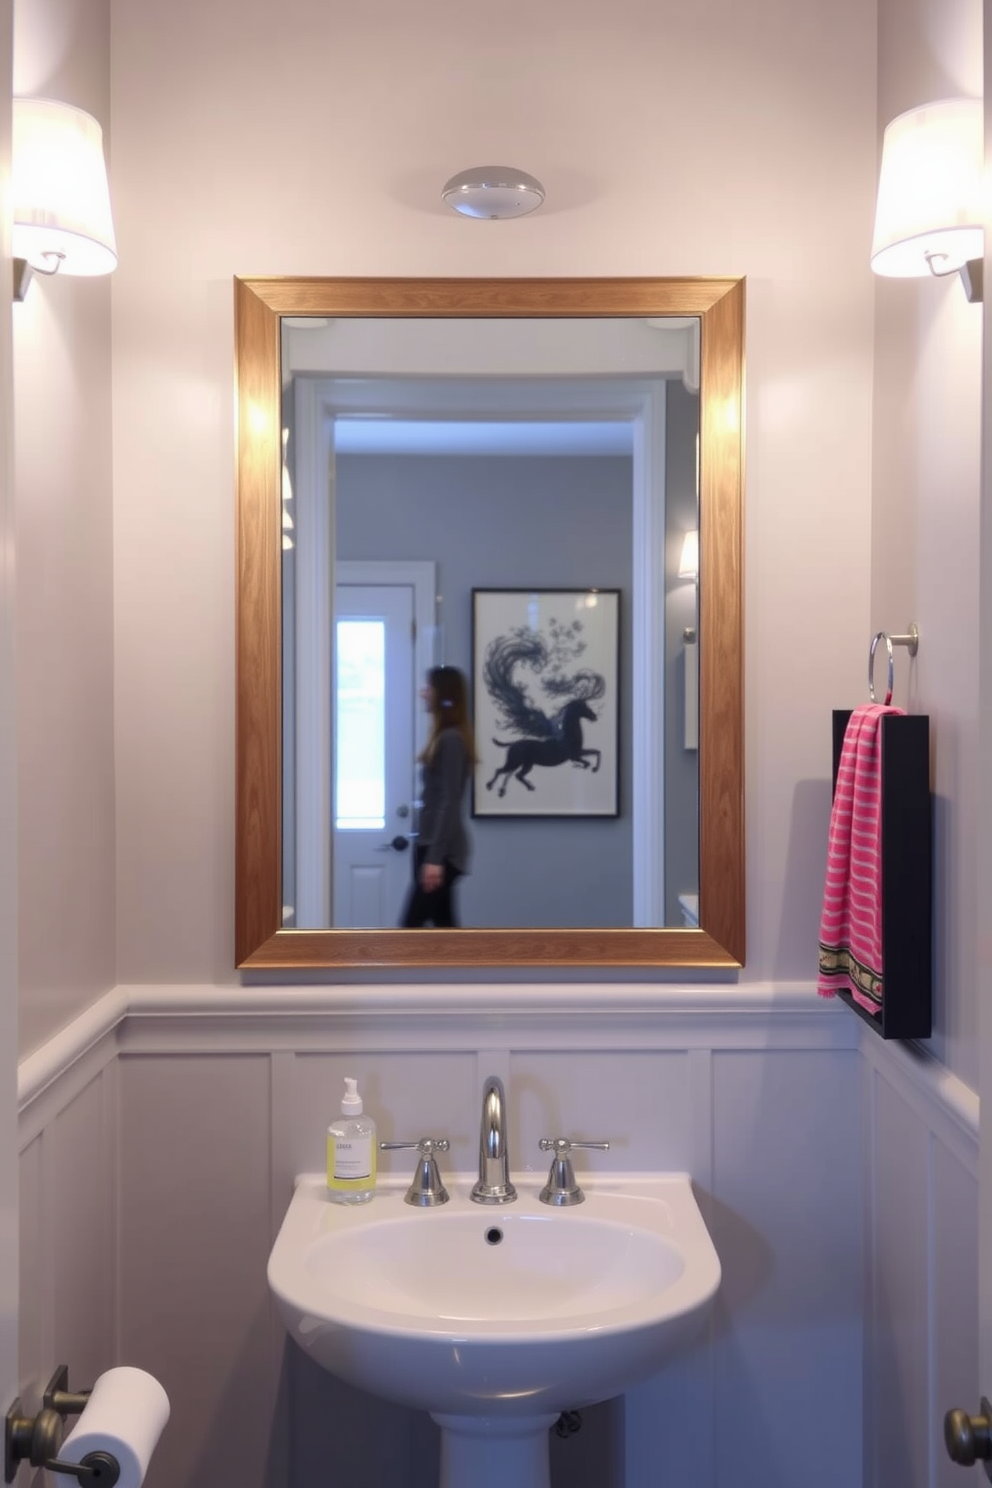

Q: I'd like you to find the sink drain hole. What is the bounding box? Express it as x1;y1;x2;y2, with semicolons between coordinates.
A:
484;1226;504;1245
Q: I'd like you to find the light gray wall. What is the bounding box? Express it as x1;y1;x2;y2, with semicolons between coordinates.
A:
337;452;635;928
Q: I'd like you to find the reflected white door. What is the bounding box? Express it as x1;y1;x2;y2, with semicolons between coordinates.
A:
333;584;417;927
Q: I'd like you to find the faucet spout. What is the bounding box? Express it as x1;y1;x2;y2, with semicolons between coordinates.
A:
470;1075;518;1204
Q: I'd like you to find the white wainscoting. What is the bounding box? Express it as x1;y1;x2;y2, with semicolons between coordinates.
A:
859;1034;979;1488
16;986;978;1488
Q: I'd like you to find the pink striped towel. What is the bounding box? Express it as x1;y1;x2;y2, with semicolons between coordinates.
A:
818;703;905;1015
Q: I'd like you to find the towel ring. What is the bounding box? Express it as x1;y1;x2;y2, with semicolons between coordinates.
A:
869;625;919;704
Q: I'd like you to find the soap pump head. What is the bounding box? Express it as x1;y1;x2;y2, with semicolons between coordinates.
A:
342;1077;363;1115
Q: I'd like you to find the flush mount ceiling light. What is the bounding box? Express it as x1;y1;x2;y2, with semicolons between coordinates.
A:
441;167;545;219
870;98;984;301
12;97;118;299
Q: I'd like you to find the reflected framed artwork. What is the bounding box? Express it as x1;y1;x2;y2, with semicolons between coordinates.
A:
472;587;620;818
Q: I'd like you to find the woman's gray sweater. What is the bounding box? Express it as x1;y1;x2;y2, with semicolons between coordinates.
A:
417;729;471;872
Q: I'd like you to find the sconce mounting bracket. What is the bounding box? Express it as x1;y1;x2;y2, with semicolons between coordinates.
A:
959;258;983;304
12;257;33;303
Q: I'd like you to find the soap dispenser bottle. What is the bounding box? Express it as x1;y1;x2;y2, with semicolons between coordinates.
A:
327;1077;377;1204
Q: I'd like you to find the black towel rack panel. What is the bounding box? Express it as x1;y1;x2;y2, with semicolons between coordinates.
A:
830;709;932;1041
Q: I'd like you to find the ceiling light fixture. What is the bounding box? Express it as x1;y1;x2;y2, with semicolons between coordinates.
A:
441;167;545;220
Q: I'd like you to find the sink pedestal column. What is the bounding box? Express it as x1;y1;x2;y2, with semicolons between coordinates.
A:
432;1411;560;1488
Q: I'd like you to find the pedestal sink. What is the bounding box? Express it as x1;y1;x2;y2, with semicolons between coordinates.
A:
268;1173;720;1488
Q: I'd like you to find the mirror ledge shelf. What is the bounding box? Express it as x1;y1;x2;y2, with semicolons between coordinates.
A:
235;276;745;972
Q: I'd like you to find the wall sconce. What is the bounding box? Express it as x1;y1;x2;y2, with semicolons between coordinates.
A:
12;97;117;301
870;98;984;302
677;529;699;581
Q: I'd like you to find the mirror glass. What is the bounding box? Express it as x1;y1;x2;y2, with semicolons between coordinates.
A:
281;315;701;934
235;278;744;970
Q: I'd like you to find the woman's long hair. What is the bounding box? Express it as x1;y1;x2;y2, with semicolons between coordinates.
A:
420;666;479;765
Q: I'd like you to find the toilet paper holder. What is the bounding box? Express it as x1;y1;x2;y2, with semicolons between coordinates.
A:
5;1364;119;1483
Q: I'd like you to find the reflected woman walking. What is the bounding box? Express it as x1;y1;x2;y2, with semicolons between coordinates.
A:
401;666;478;928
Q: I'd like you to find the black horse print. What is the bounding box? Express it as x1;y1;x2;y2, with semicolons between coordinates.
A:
482;624;606;799
486;696;601;797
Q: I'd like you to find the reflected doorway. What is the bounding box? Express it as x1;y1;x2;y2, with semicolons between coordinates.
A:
284;358;697;929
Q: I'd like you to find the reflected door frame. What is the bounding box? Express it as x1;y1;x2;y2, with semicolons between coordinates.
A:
288;373;670;930
284;374;335;924
289;374;438;924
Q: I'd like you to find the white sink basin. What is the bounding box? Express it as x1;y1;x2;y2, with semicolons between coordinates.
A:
268;1172;720;1423
308;1204;685;1325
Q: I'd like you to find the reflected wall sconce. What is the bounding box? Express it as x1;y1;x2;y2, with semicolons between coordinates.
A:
12;97;117;301
677;529;699;581
870;98;984;302
441;166;545;219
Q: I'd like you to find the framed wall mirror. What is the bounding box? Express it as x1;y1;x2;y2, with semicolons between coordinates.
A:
235;277;744;970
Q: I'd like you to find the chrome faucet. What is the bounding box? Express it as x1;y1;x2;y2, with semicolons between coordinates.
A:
470;1075;517;1204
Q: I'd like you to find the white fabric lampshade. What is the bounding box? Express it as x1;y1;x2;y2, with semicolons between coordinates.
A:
12;97;117;276
678;530;699;579
870;98;984;278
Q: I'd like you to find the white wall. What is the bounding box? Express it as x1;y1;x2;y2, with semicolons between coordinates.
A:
13;0;115;1056
862;1038;979;1488
107;0;877;989
1;0;21;1429
18;993;869;1488
8;0;986;1483
15;996;979;1488
871;0;983;1087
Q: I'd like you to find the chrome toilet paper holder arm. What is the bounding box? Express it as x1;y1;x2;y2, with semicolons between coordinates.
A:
5;1364;120;1484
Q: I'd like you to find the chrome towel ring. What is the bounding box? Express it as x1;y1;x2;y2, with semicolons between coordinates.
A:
869;624;919;704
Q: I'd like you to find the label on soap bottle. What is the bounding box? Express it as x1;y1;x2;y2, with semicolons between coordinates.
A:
332;1132;373;1181
326;1129;377;1197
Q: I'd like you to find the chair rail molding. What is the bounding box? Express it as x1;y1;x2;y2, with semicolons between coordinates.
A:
17;980;977;1151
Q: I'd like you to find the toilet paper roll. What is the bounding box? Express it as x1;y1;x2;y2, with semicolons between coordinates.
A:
53;1367;170;1488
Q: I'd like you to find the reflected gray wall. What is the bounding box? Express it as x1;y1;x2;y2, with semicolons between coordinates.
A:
664;382;701;923
337;453;634;928
282;382;297;921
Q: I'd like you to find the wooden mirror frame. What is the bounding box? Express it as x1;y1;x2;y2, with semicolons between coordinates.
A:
235;276;744;970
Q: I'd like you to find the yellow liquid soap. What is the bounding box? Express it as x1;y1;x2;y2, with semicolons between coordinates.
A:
327;1077;376;1204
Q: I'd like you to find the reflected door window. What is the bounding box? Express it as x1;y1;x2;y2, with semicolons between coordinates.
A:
332;582;416;929
335;619;385;830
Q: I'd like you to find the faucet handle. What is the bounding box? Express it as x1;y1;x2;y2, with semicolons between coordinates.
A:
380;1138;450;1207
537;1137;610;1207
381;1137;451;1153
538;1138;610;1155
